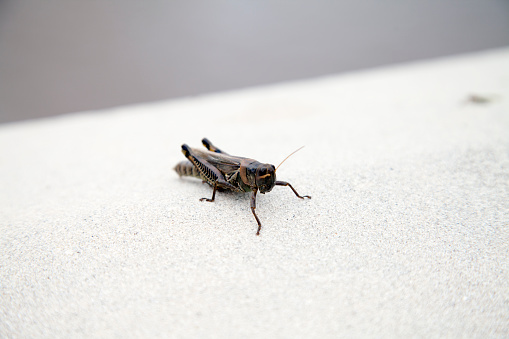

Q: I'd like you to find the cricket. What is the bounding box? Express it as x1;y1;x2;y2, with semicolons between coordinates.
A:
174;138;311;235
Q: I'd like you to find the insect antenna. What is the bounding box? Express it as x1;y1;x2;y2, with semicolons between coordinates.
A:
275;146;305;172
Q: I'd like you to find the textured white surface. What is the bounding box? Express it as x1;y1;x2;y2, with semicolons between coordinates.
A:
1;48;508;338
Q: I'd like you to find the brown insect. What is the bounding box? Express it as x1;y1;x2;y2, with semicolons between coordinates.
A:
175;138;311;235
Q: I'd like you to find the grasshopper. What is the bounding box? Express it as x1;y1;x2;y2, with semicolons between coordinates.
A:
174;138;311;235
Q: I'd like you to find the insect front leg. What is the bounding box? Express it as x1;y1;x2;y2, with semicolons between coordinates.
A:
250;189;262;235
275;181;311;199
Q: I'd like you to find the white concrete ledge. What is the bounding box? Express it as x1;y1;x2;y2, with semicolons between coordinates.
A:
1;48;508;338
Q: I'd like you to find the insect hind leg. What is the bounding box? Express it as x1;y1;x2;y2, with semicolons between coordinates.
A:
181;144;237;198
202;138;229;155
200;182;218;202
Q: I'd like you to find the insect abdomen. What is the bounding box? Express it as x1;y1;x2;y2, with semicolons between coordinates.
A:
174;160;201;178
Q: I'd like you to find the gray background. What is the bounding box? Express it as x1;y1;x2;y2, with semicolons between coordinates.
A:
0;0;508;124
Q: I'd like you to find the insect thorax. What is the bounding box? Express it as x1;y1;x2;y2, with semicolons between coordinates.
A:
226;171;252;192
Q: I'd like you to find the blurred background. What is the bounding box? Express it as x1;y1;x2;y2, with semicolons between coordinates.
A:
0;0;508;124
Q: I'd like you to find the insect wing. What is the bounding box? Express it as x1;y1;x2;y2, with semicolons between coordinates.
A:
190;148;245;177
